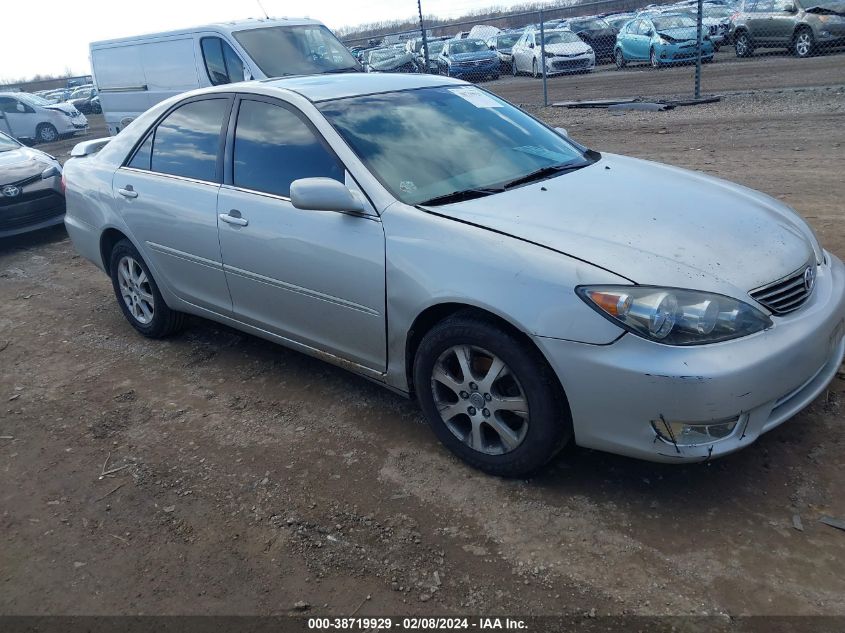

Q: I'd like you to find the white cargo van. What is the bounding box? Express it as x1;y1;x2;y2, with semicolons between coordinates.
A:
90;18;360;135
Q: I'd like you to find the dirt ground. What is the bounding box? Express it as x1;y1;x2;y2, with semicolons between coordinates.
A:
2;85;845;620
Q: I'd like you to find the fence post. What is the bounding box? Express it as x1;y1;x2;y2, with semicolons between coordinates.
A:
694;0;703;99
418;0;431;72
539;8;548;107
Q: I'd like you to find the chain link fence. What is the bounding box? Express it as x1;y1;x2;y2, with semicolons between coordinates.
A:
342;0;845;106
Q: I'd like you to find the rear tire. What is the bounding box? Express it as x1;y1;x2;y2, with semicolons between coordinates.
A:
109;239;185;339
413;313;572;477
734;31;753;57
532;58;540;78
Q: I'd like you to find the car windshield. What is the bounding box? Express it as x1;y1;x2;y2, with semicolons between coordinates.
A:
653;15;698;28
233;24;360;76
541;31;583;45
426;41;446;55
570;18;611;29
318;86;590;205
497;34;521;47
18;93;49;106
450;39;488;53
0;132;21;152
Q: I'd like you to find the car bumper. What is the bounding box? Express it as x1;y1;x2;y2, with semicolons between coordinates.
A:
448;64;499;78
0;176;66;238
545;55;595;74
657;42;714;61
534;251;845;463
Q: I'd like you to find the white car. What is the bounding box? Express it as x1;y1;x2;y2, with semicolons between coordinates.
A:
511;29;595;77
0;92;88;144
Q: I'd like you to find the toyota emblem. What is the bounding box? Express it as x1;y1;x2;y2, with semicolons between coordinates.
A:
1;185;20;198
804;265;816;293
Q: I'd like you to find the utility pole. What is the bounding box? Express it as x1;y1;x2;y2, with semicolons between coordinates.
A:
694;0;703;99
418;0;431;72
539;7;548;106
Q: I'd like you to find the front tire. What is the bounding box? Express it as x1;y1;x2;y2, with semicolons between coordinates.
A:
37;123;58;143
650;47;660;68
413;313;572;477
109;239;185;338
734;31;753;57
614;48;626;69
793;27;814;58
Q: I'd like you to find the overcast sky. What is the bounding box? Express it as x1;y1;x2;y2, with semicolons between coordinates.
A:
1;0;534;82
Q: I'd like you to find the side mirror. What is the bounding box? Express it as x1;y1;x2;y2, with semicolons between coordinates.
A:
529;41;535;48
70;137;111;157
41;164;60;179
645;30;654;37
555;127;569;137
290;178;365;214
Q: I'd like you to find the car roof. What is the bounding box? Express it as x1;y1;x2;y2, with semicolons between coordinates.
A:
90;17;321;46
258;73;465;102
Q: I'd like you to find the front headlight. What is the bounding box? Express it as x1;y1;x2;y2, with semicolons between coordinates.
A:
577;286;772;345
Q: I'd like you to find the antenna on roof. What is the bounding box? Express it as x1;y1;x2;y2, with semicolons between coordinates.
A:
256;0;270;19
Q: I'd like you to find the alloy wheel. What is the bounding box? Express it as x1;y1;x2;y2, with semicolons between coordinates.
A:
117;255;155;325
39;125;58;143
430;344;529;456
735;34;749;57
794;31;812;57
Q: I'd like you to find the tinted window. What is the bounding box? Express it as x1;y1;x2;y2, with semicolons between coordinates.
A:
128;134;153;170
233;100;344;198
0;97;17;113
201;38;246;86
150;99;228;181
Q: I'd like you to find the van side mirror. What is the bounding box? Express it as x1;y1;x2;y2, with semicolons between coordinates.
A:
290;178;365;214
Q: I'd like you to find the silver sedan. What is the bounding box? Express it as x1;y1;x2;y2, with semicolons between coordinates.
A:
63;74;845;476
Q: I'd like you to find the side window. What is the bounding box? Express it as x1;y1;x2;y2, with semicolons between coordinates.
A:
751;0;773;10
150;99;229;181
0;97;16;113
772;0;792;10
127;134;153;170
201;37;245;86
232;99;344;198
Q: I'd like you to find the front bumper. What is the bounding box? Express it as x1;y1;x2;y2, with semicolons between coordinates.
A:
657;41;714;61
0;175;66;238
534;251;845;463
448;62;500;78
544;54;595;74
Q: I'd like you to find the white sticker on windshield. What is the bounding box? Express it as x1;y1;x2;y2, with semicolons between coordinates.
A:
448;87;503;108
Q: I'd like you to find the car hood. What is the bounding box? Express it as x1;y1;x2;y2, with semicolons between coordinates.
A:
575;28;617;39
0;147;52;184
657;27;700;41
450;51;497;62
545;41;593;55
423;154;818;295
44;102;78;115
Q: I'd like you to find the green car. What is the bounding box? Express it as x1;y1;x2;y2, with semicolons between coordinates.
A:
615;13;715;68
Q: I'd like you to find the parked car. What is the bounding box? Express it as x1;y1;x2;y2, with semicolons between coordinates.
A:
563;16;619;61
729;0;845;58
511;28;596;76
0;92;88;144
63;74;845;476
604;12;637;30
364;47;422;73
695;3;735;49
0;131;64;238
615;13;715;67
487;31;524;71
70;86;102;114
436;39;500;80
415;38;449;73
90;17;361;136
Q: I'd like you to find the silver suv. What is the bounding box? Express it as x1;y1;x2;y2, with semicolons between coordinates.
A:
729;0;845;58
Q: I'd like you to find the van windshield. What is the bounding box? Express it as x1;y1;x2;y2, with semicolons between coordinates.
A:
233;25;361;76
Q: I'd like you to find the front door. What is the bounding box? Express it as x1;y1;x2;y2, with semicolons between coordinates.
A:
217;97;387;372
0;97;34;140
113;97;233;314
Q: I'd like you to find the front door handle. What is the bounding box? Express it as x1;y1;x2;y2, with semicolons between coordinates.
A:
219;209;248;227
118;185;138;198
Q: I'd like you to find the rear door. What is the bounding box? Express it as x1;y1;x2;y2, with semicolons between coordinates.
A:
769;0;799;42
113;96;233;314
746;0;776;42
216;96;387;371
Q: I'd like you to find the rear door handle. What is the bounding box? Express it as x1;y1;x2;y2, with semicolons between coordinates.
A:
219;209;248;226
118;185;138;199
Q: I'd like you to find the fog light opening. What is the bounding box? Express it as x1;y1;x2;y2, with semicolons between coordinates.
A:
651;415;743;448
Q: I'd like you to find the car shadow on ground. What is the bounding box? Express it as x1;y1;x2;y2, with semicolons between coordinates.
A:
0;224;68;254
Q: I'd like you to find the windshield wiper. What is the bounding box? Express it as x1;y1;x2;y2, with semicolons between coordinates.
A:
323;66;361;74
417;187;505;206
500;161;588;190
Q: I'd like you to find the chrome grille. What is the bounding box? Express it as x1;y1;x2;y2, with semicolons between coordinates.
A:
750;262;816;315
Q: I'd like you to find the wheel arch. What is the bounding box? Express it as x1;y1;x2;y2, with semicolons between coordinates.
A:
99;227;130;275
404;302;568;407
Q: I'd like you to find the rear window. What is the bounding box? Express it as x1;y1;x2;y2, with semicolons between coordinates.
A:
148;99;229;181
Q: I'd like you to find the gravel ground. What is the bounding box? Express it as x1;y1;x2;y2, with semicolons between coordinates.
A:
1;86;844;619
